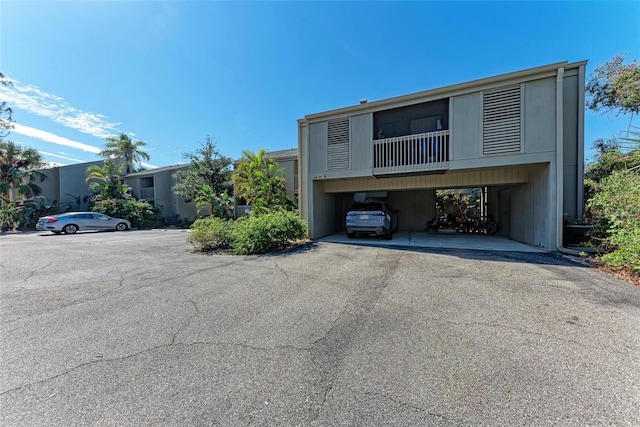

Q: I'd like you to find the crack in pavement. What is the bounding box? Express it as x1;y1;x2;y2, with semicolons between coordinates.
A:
422;316;639;356
307;252;404;422
21;262;53;284
0;340;312;397
170;299;200;345
344;386;460;423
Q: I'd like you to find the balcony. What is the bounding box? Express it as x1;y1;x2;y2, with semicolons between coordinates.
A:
373;130;450;176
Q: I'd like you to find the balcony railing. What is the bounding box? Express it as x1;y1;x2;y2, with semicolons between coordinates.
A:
373;130;449;175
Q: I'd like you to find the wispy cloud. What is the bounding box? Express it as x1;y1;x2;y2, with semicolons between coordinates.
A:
12;123;102;154
40;151;86;163
0;79;120;138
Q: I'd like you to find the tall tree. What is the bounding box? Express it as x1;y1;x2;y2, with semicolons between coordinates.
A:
0;72;14;137
586;54;640;117
0;139;46;203
232;148;293;209
172;135;233;203
100;133;150;174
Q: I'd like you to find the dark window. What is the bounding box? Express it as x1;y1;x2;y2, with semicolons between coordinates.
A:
349;202;385;212
373;98;449;139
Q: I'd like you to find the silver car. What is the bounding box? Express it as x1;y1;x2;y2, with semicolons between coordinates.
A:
345;201;398;240
36;212;131;234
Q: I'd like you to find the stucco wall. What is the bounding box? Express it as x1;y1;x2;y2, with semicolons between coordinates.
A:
562;73;580;221
38;167;60;203
350;113;373;173
309;122;328;175
451;92;481;160
311;181;336;238
523;77;556;153
39;160;102;210
153;171;175;218
508;163;552;249
388;189;436;231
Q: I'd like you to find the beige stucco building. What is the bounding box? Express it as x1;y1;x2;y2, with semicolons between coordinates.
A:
297;61;587;251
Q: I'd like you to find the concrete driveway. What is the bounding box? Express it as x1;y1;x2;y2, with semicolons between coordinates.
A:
1;230;639;425
320;231;546;252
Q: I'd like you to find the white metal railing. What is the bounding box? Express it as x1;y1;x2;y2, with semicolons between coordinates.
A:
373;130;449;175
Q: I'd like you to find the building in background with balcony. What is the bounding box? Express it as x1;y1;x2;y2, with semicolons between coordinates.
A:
297;60;587;251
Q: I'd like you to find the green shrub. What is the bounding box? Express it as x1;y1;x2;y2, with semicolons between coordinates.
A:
188;216;234;251
230;210;308;255
588;168;640;273
188;210;308;255
92;197;162;229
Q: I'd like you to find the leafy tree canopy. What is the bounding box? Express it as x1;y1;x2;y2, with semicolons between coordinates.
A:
172;135;233;203
586;54;640;116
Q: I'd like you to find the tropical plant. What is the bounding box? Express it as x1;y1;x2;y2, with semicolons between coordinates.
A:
0;196;69;231
232;148;295;211
188;209;308;254
0;139;46;203
584;55;640;278
100;133;150;174
85;160;129;199
92;197;162;229
587;168;640;272
194;185;234;219
172;136;233;203
188;216;235;251
229;210;308;255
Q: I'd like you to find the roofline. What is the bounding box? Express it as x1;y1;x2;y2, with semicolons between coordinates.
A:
298;60;587;123
124;164;189;177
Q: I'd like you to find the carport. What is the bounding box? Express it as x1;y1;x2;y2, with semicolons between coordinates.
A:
308;164;550;250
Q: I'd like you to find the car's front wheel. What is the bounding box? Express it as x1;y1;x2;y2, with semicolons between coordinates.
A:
63;224;78;234
115;222;128;232
346;232;355;239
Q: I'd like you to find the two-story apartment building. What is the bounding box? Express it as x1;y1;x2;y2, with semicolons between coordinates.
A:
297;61;586;251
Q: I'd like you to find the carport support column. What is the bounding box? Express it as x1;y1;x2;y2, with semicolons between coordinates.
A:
555;67;564;252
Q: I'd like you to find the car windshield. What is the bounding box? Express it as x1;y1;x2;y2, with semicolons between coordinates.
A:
349;202;385;212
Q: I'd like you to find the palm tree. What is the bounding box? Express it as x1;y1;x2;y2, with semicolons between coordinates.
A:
0;139;46;203
100;133;150;174
85;160;127;199
232;148;290;208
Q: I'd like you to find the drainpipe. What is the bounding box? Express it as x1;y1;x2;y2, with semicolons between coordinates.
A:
577;64;585;219
555;66;583;256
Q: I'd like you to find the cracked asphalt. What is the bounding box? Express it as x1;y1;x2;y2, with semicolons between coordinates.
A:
1;229;639;426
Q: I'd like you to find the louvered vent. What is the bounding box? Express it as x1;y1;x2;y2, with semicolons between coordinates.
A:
483;85;521;155
327;117;350;170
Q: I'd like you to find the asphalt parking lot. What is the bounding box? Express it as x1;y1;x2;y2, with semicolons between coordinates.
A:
1;229;639;426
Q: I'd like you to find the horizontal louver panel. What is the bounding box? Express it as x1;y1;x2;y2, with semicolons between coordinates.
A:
483;85;521;155
327;117;350;170
327;118;349;145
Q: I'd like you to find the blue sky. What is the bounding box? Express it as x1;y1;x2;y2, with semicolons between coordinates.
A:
1;1;638;168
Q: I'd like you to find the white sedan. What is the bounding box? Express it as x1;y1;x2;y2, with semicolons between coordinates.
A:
36;212;131;234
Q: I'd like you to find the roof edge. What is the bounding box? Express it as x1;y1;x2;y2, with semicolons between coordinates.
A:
302;61;575;122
